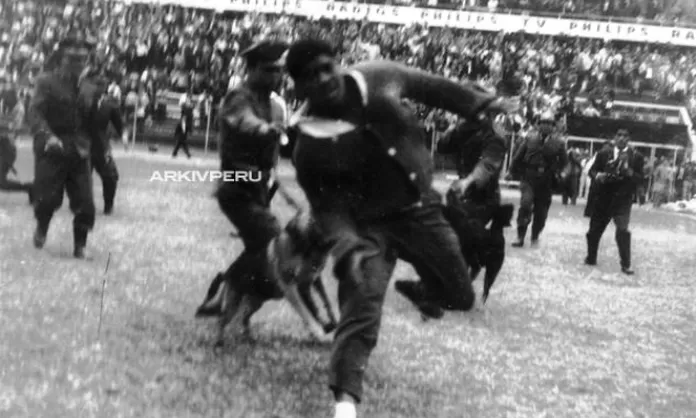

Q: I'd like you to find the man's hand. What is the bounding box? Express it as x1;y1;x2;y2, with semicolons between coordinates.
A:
258;122;284;140
450;177;474;199
594;173;608;183
44;135;64;154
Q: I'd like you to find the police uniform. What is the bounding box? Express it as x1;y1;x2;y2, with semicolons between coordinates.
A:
1;83;33;199
291;59;495;404
437;118;508;210
196;41;289;315
28;34;96;258
584;138;644;274
509;111;568;246
437;118;511;301
83;76;122;214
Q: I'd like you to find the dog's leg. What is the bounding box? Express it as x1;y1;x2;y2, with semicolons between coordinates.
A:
298;283;322;324
216;283;243;347
240;294;265;339
282;282;327;340
195;272;226;317
313;278;338;333
482;236;506;304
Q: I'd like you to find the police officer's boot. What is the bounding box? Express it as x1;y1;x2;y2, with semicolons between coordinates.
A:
33;216;51;249
584;232;600;266
104;200;113;215
73;227;88;259
616;230;634;275
511;226;527;247
530;228;541;247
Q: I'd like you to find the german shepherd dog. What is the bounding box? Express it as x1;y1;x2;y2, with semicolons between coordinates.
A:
196;210;338;346
443;190;514;303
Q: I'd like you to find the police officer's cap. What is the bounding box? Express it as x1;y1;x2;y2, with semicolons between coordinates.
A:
241;40;289;67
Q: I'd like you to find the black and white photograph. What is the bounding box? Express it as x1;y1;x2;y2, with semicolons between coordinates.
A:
1;0;695;417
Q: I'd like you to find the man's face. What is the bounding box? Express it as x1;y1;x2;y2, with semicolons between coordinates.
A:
292;54;344;107
538;119;554;135
248;60;284;91
615;130;629;149
61;46;90;76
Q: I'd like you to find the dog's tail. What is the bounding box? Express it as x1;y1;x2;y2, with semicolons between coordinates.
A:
491;203;514;231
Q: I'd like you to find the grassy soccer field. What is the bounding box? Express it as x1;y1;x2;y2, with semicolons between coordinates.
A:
1;144;695;418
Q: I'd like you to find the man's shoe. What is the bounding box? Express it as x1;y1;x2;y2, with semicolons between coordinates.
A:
104;204;113;215
621;266;635;275
511;240;524;248
530;237;539;247
73;228;88;259
584;257;597;266
33;227;47;249
394;280;444;320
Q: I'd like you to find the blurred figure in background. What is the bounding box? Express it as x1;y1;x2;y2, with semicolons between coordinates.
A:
0;73;33;201
509;110;568;248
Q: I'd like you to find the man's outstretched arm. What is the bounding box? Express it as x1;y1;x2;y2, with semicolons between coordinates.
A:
352;61;498;120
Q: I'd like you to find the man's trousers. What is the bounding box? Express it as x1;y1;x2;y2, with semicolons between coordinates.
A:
516;177;553;239
216;182;282;298
319;191;475;403
586;211;632;269
33;148;95;234
91;151;119;211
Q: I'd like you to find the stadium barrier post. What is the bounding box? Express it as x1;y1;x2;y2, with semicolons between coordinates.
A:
430;129;436;159
131;104;138;151
204;98;212;155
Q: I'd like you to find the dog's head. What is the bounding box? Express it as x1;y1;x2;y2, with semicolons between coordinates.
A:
269;210;332;287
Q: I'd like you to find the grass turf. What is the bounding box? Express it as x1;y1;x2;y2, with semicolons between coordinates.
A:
1;144;695;418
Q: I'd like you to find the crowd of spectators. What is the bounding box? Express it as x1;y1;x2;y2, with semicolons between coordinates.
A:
575;150;696;204
4;0;696;120
385;0;696;25
1;0;695;203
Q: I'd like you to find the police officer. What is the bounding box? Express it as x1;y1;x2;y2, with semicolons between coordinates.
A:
509;110;568;248
27;32;96;259
195;40;289;316
1;74;33;200
83;72;124;215
438;116;513;302
284;39;514;418
584;129;644;275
